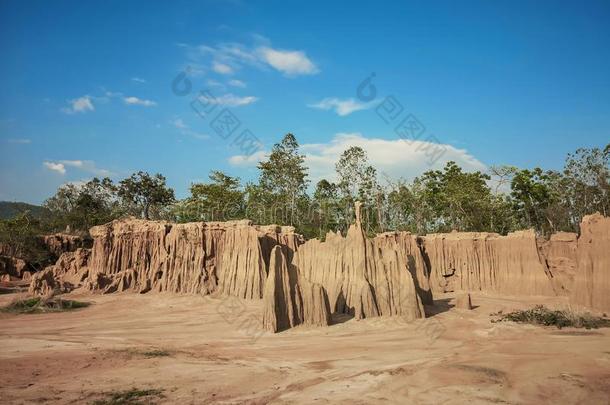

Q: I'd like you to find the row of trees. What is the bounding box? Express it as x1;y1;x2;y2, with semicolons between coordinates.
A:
22;134;610;239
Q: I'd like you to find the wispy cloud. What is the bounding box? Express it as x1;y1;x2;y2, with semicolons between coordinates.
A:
212;61;233;74
228;79;246;88
61;95;94;114
172;118;187;129
228;150;267;166
43;159;112;176
308;97;378;116
198;92;258;107
123;96;157;106
257;47;318;76
182;37;319;78
43;161;66;175
6;138;31;144
171;118;210;140
131;77;146;83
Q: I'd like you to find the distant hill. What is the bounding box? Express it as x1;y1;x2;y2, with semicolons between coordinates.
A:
0;201;50;220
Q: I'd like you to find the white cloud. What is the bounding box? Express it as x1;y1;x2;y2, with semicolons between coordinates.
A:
198;93;258;107
228;79;246;88
172;118;187;129
206;79;224;88
6;138;31;144
43;160;112;176
182;38;319;78
257;47;318;76
212;61;233;74
123;96;157;106
171;117;210;140
131;77;146;83
228;150;267;166
61;95;94;114
308;97;378;116
43;161;66;175
228;133;487;186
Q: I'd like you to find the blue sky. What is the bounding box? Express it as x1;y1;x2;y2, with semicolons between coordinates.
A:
1;0;609;204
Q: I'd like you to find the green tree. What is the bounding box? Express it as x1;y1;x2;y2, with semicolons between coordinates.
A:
417;161;495;232
0;213;53;269
563;144;610;223
44;177;118;231
510;168;555;233
257;133;309;226
178;171;245;222
335;146;381;233
118;172;175;220
312;179;342;238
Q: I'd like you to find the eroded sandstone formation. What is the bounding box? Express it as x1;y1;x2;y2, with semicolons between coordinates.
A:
0;256;31;282
41;233;91;259
570;213;610;313
287;204;426;323
423;230;557;296
26;204;610;324
261;246;330;332
29;248;90;296
31;218;301;298
539;232;577;295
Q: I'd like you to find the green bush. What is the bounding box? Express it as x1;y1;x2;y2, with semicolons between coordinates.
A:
491;305;610;329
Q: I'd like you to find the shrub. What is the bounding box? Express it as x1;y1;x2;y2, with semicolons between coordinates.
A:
491;305;610;329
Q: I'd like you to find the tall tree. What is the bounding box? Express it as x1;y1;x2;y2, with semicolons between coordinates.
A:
44;177;118;231
335;146;381;233
417;161;495;232
563;144;610;222
257;133;309;226
179;171;244;222
118;172;175;220
312;179;341;238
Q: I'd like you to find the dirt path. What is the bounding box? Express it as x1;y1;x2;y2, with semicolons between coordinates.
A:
1;292;609;404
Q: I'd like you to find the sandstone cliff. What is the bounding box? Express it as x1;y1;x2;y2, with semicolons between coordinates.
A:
570;213;610;313
261;246;330;332
41;233;91;258
423;230;557;296
538;232;578;295
0;255;31;282
31;218;301;298
29;248;90;296
288;204;426;322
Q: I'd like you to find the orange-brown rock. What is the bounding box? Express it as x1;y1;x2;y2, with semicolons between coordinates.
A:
423;230;556;296
538;232;577;295
455;293;473;310
83;219;300;298
41;233;91;258
262;246;330;332
290;205;426;322
571;213;610;313
28;248;90;295
374;232;433;305
0;255;30;280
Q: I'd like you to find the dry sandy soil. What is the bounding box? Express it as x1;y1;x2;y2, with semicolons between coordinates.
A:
1;291;609;404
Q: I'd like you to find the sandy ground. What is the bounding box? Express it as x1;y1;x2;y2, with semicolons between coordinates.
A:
1;290;609;405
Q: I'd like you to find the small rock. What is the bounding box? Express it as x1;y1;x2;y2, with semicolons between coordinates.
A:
455;293;473;310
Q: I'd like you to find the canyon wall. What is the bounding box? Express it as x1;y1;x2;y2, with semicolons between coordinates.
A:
261;246;331;332
423;230;557;296
570;213;610;313
27;208;610;323
285;204;426;323
31;218;302;298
